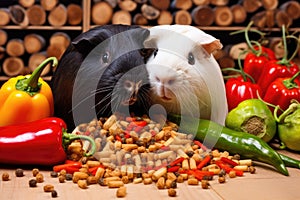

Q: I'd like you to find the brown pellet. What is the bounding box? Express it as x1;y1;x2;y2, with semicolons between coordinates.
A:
32;168;39;177
187;178;198;185
50;171;58;178
51;190;58;198
156;177;165;189
249;166;256;174
218;176;226;184
168;188;177;197
78;180;88;189
2;172;9;181
116;186;126;198
58;175;65;183
201;180;210;189
44;184;54;192
15;168;24;177
29;179;37;187
228;170;236;178
36;173;44;183
87;176;98;185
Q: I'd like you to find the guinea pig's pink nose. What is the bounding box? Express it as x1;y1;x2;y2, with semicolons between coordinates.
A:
155;75;176;86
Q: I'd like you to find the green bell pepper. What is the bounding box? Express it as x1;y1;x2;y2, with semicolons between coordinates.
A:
275;101;300;151
225;99;277;143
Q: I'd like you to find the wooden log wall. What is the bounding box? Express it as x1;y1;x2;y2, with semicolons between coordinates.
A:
0;0;300;79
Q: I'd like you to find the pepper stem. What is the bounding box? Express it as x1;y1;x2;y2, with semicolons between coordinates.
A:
63;132;96;157
15;57;58;96
282;71;300;89
274;101;299;124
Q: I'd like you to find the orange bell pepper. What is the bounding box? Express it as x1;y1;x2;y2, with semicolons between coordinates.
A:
0;57;58;126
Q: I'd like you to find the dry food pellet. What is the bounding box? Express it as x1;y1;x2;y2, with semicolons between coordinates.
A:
249;166;256;174
218;176;226;184
59;169;67;176
50;171;58;178
177;175;184;183
78;180;88;189
44;184;54;192
86;176;98;185
143;178;152;185
2;172;9;181
36;173;44;183
65;173;73;181
15;168;24;177
108;181;124;188
121;176;129;184
168;188;177;197
116;186;126;198
72;172;89;183
187;178;198;185
32;168;39;177
58;175;65;183
228;170;236;178
51;190;58;198
201;180;210;189
156;177;165;189
29;179;37;187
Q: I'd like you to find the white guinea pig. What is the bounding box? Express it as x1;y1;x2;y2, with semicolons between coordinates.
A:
144;25;228;125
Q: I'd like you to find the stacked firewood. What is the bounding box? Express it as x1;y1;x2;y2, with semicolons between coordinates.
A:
0;30;70;77
0;0;83;27
90;0;300;28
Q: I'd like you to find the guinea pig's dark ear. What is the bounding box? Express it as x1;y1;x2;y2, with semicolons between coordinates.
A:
72;38;94;54
202;40;223;55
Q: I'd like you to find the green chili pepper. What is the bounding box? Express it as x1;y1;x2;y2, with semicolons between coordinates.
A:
225;99;276;143
168;114;289;176
279;154;300;169
275;101;300;152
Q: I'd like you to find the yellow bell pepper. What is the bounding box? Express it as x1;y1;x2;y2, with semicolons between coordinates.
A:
0;57;58;126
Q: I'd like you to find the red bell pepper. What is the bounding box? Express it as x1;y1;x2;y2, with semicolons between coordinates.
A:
230;21;276;82
226;76;262;111
0;117;96;165
257;26;300;96
263;71;300;112
244;46;276;82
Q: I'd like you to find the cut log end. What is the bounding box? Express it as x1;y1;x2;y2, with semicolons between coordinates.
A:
92;1;113;25
3;57;25;77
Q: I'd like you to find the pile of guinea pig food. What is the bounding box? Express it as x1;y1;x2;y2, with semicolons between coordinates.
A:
1;115;256;198
66;114;256;197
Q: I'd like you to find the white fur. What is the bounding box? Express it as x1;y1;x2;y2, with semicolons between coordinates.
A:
144;25;228;125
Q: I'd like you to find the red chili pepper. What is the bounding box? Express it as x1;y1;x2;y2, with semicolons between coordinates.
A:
193;140;207;151
0;117;96;165
169;157;185;167
220;157;238;167
263;71;300;112
167;165;181;173
89;165;105;175
190;170;214;181
225;76;262;111
53;162;82;173
244;46;276;82
215;160;243;176
197;155;212;170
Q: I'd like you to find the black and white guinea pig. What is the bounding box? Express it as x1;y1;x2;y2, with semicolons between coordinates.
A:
144;25;228;125
51;25;152;130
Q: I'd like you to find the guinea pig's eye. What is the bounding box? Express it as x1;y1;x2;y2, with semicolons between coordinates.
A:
102;52;110;63
188;52;195;65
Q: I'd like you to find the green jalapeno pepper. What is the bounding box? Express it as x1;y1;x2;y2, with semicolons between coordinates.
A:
225;99;277;143
168;114;289;176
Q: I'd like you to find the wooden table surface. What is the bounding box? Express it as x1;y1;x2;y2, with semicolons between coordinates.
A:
1;149;300;200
